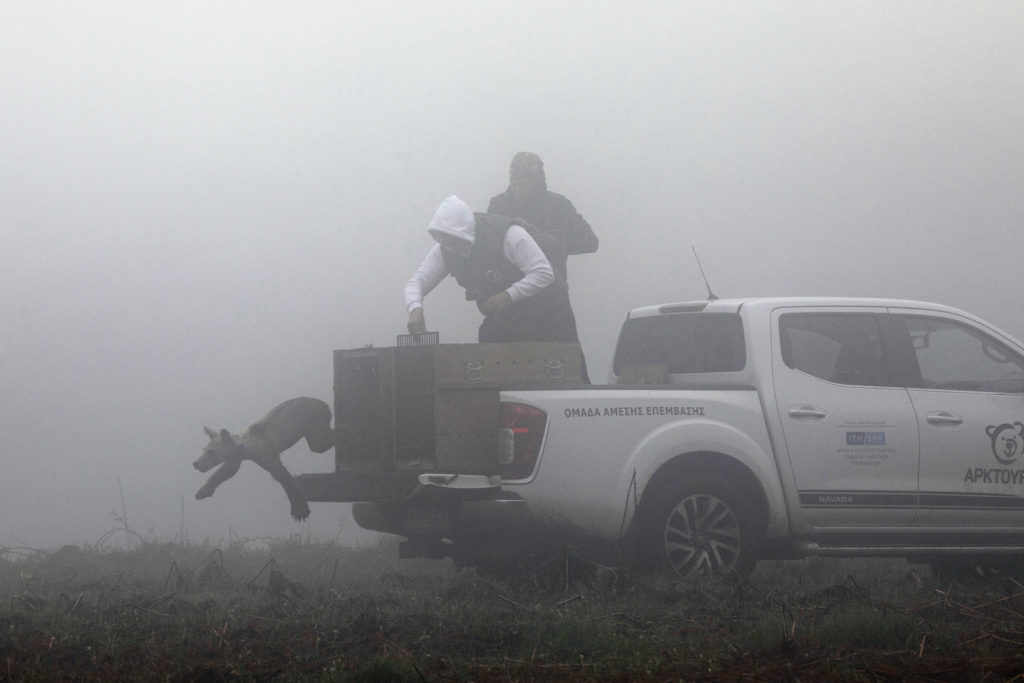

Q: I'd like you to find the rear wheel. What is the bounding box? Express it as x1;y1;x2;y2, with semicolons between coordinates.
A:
641;473;759;578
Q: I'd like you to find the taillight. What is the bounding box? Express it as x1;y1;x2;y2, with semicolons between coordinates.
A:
499;402;547;480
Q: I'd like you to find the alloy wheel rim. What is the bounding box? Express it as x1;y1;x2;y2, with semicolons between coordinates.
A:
663;492;742;576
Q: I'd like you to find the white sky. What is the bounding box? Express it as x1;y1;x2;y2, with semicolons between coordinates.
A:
1;1;1021;548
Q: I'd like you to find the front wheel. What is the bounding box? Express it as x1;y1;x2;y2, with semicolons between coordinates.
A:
641;473;760;578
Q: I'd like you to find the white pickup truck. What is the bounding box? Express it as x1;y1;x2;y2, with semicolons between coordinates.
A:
297;297;1024;577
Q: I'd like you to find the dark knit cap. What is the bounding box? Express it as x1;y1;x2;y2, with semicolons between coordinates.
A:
509;152;545;182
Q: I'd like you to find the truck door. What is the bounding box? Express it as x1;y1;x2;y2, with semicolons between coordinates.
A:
891;310;1024;528
771;308;918;529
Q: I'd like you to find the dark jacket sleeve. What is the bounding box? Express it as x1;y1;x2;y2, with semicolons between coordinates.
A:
488;190;598;263
486;194;503;214
550;193;598;255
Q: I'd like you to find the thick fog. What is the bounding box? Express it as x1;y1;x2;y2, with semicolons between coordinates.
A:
1;2;1021;549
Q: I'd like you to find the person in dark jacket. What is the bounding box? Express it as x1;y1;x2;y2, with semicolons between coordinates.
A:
487;152;598;286
488;152;598;379
405;195;579;344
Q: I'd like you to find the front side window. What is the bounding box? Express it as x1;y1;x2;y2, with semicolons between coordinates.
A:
900;316;1024;393
779;313;891;387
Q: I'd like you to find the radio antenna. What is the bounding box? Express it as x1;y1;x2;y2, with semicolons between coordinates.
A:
692;246;718;301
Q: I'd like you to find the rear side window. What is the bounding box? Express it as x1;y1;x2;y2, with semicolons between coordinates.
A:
613;313;745;375
779;313;892;387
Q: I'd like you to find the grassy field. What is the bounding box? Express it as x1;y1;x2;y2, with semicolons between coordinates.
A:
1;538;1023;681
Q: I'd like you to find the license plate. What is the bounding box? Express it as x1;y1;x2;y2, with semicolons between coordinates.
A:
404;507;451;533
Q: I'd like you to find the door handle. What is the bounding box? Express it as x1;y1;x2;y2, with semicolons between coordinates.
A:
926;411;963;426
788;405;827;420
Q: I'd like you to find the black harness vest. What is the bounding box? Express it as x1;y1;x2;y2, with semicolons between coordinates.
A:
441;213;522;302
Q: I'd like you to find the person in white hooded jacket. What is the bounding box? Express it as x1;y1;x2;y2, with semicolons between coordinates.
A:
405;195;580;345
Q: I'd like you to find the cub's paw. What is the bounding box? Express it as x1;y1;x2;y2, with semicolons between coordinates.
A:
291;501;311;522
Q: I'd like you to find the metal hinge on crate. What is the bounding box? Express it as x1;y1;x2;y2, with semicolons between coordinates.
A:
397;331;440;346
544;358;565;379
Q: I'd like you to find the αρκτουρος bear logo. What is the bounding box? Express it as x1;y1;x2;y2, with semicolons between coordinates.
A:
986;421;1024;465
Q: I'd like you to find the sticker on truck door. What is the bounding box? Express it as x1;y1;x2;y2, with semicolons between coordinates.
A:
837;429;895;466
986;422;1024;466
959;422;1024;486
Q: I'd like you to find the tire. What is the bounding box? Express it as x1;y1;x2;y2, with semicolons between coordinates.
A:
641;473;760;578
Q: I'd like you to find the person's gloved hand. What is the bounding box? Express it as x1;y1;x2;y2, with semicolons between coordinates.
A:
407;308;426;334
478;291;512;316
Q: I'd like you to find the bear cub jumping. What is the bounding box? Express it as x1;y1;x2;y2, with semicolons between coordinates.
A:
194;397;333;521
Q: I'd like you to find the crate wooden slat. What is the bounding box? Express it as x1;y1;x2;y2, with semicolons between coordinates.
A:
433;342;583;387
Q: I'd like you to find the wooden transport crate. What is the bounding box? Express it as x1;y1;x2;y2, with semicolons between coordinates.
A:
334;342;582;474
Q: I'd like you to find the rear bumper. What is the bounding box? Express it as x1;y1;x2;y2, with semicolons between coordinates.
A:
294;471;419;502
294;471;500;503
352;494;531;538
296;468;533;544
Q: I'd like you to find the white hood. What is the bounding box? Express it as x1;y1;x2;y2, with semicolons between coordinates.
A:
427;195;475;246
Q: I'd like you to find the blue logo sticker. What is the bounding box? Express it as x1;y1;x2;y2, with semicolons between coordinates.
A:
846;431;885;446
